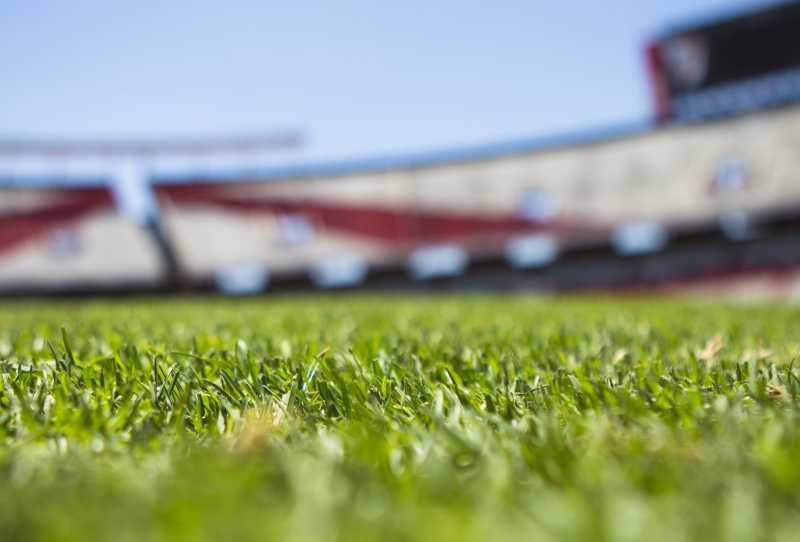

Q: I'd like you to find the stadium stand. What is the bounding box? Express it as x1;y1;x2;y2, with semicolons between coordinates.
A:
1;1;800;295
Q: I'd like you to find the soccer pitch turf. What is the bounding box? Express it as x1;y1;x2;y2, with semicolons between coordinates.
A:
1;296;799;541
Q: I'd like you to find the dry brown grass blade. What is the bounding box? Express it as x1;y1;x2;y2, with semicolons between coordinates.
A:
697;335;726;362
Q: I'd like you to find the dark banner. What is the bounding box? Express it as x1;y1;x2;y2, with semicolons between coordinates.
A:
651;2;800;121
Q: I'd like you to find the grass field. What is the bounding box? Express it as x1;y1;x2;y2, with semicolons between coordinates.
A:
1;296;800;541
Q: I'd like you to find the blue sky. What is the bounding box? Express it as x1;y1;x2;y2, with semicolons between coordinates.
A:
0;0;768;161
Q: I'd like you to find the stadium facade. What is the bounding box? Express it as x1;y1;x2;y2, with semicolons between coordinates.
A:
2;1;800;294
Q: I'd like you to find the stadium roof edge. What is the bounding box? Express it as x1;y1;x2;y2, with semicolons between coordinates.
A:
155;120;651;184
0;131;304;157
0;119;651;189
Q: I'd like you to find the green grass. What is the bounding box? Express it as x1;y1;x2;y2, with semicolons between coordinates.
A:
1;296;800;541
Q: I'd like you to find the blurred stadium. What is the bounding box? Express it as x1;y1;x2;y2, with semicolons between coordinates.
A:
3;1;800;296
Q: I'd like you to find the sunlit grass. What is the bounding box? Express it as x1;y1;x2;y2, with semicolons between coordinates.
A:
1;296;799;541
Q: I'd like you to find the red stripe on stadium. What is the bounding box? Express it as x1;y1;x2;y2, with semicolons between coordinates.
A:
155;184;600;245
0;189;113;256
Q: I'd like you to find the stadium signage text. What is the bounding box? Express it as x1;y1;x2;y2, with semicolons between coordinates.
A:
671;68;800;122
